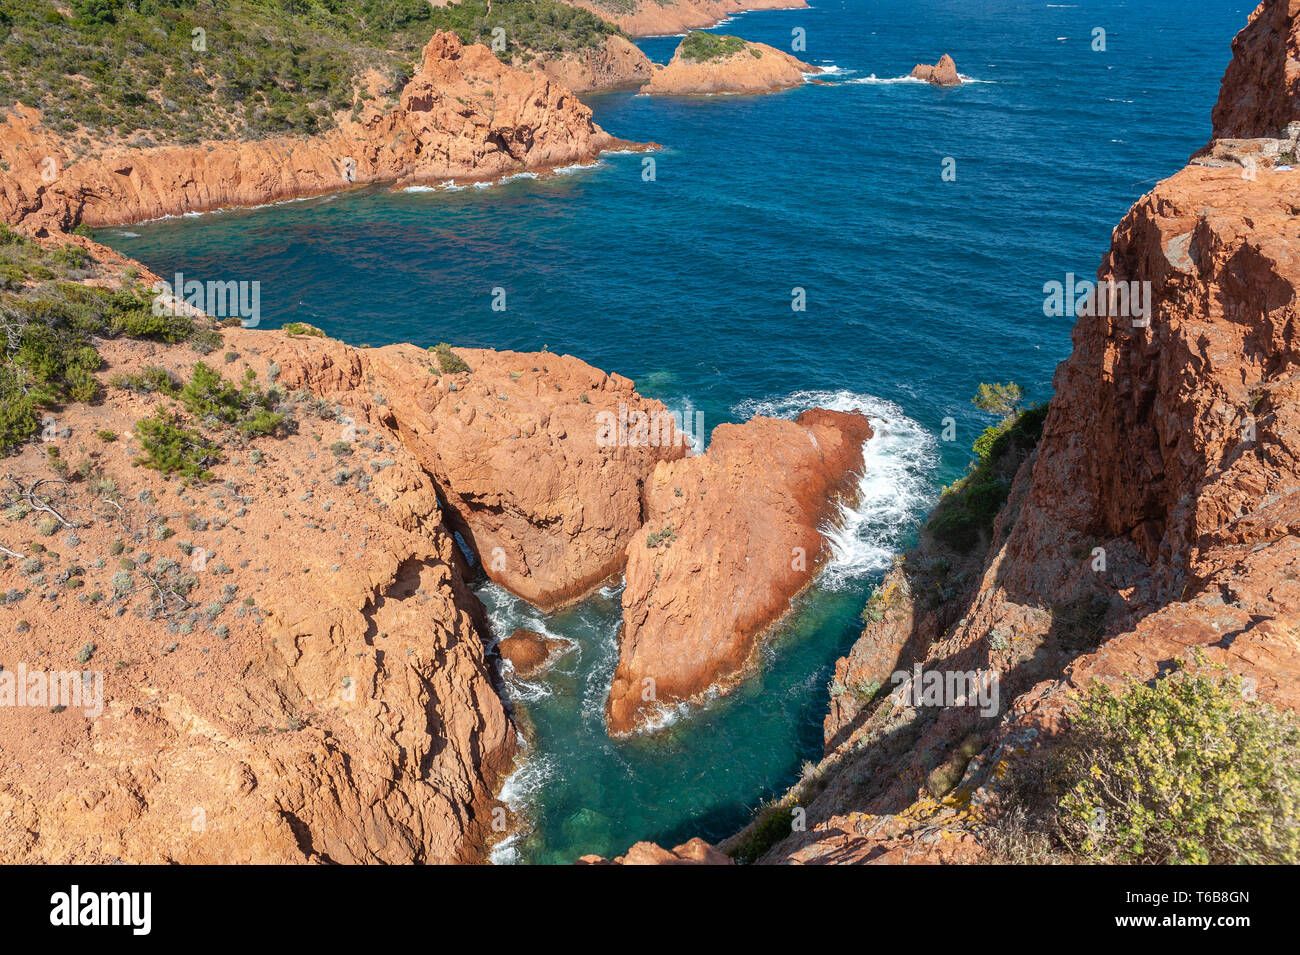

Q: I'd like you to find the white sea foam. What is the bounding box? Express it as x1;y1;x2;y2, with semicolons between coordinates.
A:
846;73;994;85
489;748;556;865
111;230;141;238
732;390;940;589
550;160;603;176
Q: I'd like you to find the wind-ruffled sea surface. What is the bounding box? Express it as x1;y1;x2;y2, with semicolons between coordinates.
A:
104;0;1247;863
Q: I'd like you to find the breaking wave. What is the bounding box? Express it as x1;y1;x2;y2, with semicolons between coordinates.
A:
732;390;940;589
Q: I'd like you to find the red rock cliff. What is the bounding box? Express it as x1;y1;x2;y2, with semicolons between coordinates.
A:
0;31;619;234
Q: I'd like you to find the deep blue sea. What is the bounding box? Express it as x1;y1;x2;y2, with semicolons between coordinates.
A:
104;0;1248;863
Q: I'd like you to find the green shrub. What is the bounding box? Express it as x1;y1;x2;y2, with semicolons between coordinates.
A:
971;381;1024;419
433;342;471;374
133;409;219;480
926;403;1047;552
1054;652;1300;864
110;366;181;396
180;362;286;437
728;799;802;864
679;31;748;62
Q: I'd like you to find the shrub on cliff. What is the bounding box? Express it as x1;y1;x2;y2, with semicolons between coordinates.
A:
1054;652;1300;864
0;236;225;454
433;342;471;374
971;381;1023;420
926;401;1047;552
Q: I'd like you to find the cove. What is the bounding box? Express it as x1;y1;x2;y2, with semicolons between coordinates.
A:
101;0;1243;863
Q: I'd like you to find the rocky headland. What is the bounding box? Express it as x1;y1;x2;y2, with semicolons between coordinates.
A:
533;34;655;92
0;31;629;235
644;33;819;96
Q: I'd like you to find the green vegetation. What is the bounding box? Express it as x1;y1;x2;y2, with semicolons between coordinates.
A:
678;31;748;62
433;342;471;374
426;0;620;62
179;362;286;437
926;386;1046;552
0;0;622;144
0;0;438;141
0;225;207;455
971;381;1023;419
1054;652;1300;864
282;321;326;338
728;799;802;864
644;523;676;548
110;365;181;396
133;408;219;480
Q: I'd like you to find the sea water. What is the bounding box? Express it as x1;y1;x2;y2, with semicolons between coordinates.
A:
103;0;1245;863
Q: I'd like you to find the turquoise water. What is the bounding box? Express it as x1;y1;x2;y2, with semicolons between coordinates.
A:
103;0;1245;862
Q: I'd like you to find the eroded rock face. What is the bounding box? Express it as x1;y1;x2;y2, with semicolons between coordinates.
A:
572;0;806;37
0;31;621;234
1210;0;1300;138
910;54;961;87
753;0;1300;865
606;409;872;735
532;35;653;93
643;39;819;95
263;336;686;611
0;330;515;863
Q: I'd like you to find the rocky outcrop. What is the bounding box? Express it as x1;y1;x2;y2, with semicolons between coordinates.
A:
264;336;686;610
1209;0;1300;138
576;837;733;864
498;629;572;678
909;54;961;87
606;410;872;735
533;35;653;93
0;326;515;862
749;0;1300;864
573;0;807;37
643;38;819;95
0;31;625;234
